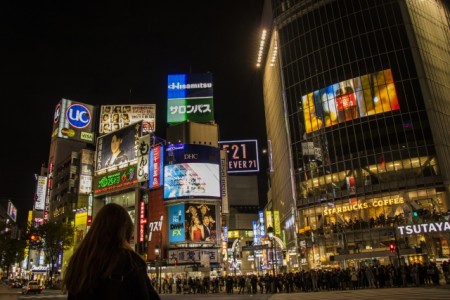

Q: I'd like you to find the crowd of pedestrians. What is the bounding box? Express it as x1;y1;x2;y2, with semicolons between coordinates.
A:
152;261;449;294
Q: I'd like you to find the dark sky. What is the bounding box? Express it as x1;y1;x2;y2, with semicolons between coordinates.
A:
0;1;267;222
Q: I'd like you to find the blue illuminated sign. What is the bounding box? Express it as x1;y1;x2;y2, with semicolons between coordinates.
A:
169;204;185;243
66;103;91;129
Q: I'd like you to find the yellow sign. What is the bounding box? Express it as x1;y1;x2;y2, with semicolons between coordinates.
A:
323;198;404;216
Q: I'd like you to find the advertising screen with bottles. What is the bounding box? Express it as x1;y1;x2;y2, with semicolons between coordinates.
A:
302;69;400;133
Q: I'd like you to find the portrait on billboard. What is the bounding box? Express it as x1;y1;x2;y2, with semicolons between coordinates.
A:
184;203;216;243
95;123;140;172
99;104;156;135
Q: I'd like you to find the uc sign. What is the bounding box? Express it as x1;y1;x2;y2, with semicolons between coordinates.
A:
67;104;91;129
219;139;259;174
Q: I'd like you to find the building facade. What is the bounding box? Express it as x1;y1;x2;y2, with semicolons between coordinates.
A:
259;0;450;270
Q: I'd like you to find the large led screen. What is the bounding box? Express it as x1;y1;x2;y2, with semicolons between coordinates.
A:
302;69;400;133
164;144;220;199
167;73;214;124
95;123;141;172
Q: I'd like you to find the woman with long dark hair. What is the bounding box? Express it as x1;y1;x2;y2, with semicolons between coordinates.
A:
63;203;160;299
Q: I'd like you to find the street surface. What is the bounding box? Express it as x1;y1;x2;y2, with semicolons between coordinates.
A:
0;285;449;300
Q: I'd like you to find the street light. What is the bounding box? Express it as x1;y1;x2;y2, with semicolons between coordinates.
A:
154;244;161;294
267;226;276;276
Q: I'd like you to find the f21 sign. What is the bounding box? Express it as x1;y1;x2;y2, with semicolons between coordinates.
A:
219;139;259;174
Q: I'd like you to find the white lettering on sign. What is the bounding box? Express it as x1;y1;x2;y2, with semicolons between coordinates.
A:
397;221;450;235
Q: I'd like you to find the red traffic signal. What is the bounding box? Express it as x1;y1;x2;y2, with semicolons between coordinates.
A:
389;242;395;252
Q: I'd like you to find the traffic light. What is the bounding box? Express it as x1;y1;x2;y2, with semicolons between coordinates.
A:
389;242;395;253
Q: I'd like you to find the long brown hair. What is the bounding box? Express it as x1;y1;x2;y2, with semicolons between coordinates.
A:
63;203;135;295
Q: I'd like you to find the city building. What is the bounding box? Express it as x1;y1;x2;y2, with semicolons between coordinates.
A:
258;0;450;270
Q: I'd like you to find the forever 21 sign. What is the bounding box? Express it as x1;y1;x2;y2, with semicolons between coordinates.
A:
219;139;259;174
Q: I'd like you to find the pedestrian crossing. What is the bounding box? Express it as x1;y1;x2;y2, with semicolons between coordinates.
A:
269;287;450;300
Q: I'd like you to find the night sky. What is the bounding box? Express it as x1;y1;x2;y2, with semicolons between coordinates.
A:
0;1;267;222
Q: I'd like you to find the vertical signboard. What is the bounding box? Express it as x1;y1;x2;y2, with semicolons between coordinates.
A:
169;204;185;243
149;145;164;188
34;176;47;211
79;149;94;194
137;134;150;182
220;149;229;214
167;73;214;124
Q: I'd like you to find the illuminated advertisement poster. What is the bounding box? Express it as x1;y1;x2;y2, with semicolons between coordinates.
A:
265;210;273;229
302;69;400;133
137;135;150;183
259;210;266;237
99;104;156;135
167;73;214;124
93;165;138;196
185;203;217;244
34;176;47;211
169;204;185;243
79;149;94;194
219;139;259;173
220;150;229;214
164;144;220;199
95;122;141;172
7;201;17;222
273;210;281;236
51;98;96;143
149;145;164;188
74;209;87;247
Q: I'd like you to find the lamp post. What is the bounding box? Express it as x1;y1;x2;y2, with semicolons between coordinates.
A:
154;244;161;294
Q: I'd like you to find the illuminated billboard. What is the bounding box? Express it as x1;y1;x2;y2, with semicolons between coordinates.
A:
149;145;164;188
219;139;260;173
99;104;156;135
52;98;96;143
34;176;47;211
168;204;185;243
93;165;138;196
302;69;400;133
185;203;217;244
95;122;141;172
7;201;17;223
167;73;214;124
164;144;220;199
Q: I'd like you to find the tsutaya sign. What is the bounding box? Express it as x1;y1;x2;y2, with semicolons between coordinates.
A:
397;221;450;236
323;198;404;216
